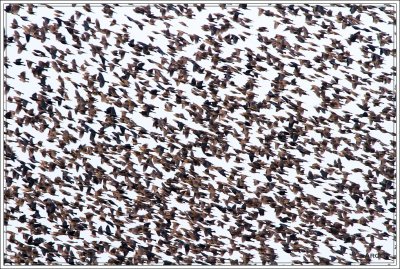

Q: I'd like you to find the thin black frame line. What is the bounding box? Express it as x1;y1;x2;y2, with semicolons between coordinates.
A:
3;262;400;268
1;1;398;267
392;3;395;264
1;0;398;1
394;1;396;262
4;5;8;265
1;3;397;5
5;261;397;265
1;0;399;3
0;3;358;4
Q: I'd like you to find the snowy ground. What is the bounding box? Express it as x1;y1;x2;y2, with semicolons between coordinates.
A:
2;2;397;266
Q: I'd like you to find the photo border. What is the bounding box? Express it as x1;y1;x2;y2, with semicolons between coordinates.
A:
1;1;398;268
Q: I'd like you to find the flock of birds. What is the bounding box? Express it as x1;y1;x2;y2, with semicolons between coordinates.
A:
3;3;397;266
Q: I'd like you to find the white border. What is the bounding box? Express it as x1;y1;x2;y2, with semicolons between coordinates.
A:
0;1;398;268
